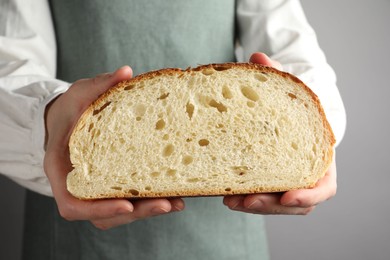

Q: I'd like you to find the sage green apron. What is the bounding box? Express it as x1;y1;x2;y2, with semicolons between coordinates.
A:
23;1;270;259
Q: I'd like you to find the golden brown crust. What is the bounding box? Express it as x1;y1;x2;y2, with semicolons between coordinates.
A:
76;183;316;200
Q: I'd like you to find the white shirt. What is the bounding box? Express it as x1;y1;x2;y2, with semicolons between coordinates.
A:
0;0;346;197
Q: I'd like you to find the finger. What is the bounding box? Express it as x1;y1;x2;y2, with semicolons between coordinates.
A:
169;198;186;212
91;198;185;230
131;199;175;220
243;193;315;215
224;194;315;215
68;65;133;105
61;199;134;222
93;65;133;90
249;52;283;70
281;161;337;207
223;195;246;209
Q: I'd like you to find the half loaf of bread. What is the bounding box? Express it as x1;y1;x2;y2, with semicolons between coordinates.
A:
67;63;335;199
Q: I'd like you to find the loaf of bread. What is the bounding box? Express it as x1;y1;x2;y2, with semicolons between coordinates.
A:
67;63;335;199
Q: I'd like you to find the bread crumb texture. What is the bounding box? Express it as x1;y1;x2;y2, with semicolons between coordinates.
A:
67;63;335;199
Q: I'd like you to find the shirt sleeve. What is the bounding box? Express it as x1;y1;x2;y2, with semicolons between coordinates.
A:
0;0;69;196
235;0;346;146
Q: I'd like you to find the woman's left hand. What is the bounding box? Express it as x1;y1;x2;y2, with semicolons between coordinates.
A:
223;52;337;215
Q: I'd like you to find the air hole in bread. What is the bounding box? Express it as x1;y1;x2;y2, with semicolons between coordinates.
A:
182;155;194;165
93;101;111;116
214;65;232;71
225;187;232;192
216;124;225;129
136;116;142;121
162;134;169;140
254;73;268;82
217;124;226;134
150;172;160;178
110;186;122;191
128;189;140;196
231;166;249;175
241;145;252;153
288;93;297;100
187;177;200;183
274;127;280;138
158;93;170;100
312;144;317;154
198;139;210;146
241;87;259;102
124;84;135;91
186;102;195;120
88;123;94;132
156;119;166;130
202;68;215;75
222;85;233;99
291;142;298;150
90;128;101;138
208;99;227;113
145;186;152;191
247;101;256;108
166;169;177;177
163;144;174;156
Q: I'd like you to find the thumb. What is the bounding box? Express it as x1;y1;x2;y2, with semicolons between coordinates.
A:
68;65;133;105
91;65;133;98
249;52;283;70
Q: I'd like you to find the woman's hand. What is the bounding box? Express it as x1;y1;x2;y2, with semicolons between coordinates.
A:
223;53;337;215
44;66;184;230
223;159;337;215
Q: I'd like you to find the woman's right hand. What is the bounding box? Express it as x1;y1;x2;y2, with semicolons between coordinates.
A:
44;66;185;230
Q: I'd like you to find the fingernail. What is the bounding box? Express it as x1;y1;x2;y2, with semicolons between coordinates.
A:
172;201;185;212
151;207;170;214
247;199;263;210
119;65;132;74
225;197;242;210
230;200;241;210
173;205;184;212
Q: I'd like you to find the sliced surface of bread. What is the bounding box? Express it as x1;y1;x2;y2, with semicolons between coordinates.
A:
67;63;335;199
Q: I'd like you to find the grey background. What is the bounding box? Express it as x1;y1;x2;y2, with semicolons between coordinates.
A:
0;0;389;259
266;0;390;260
